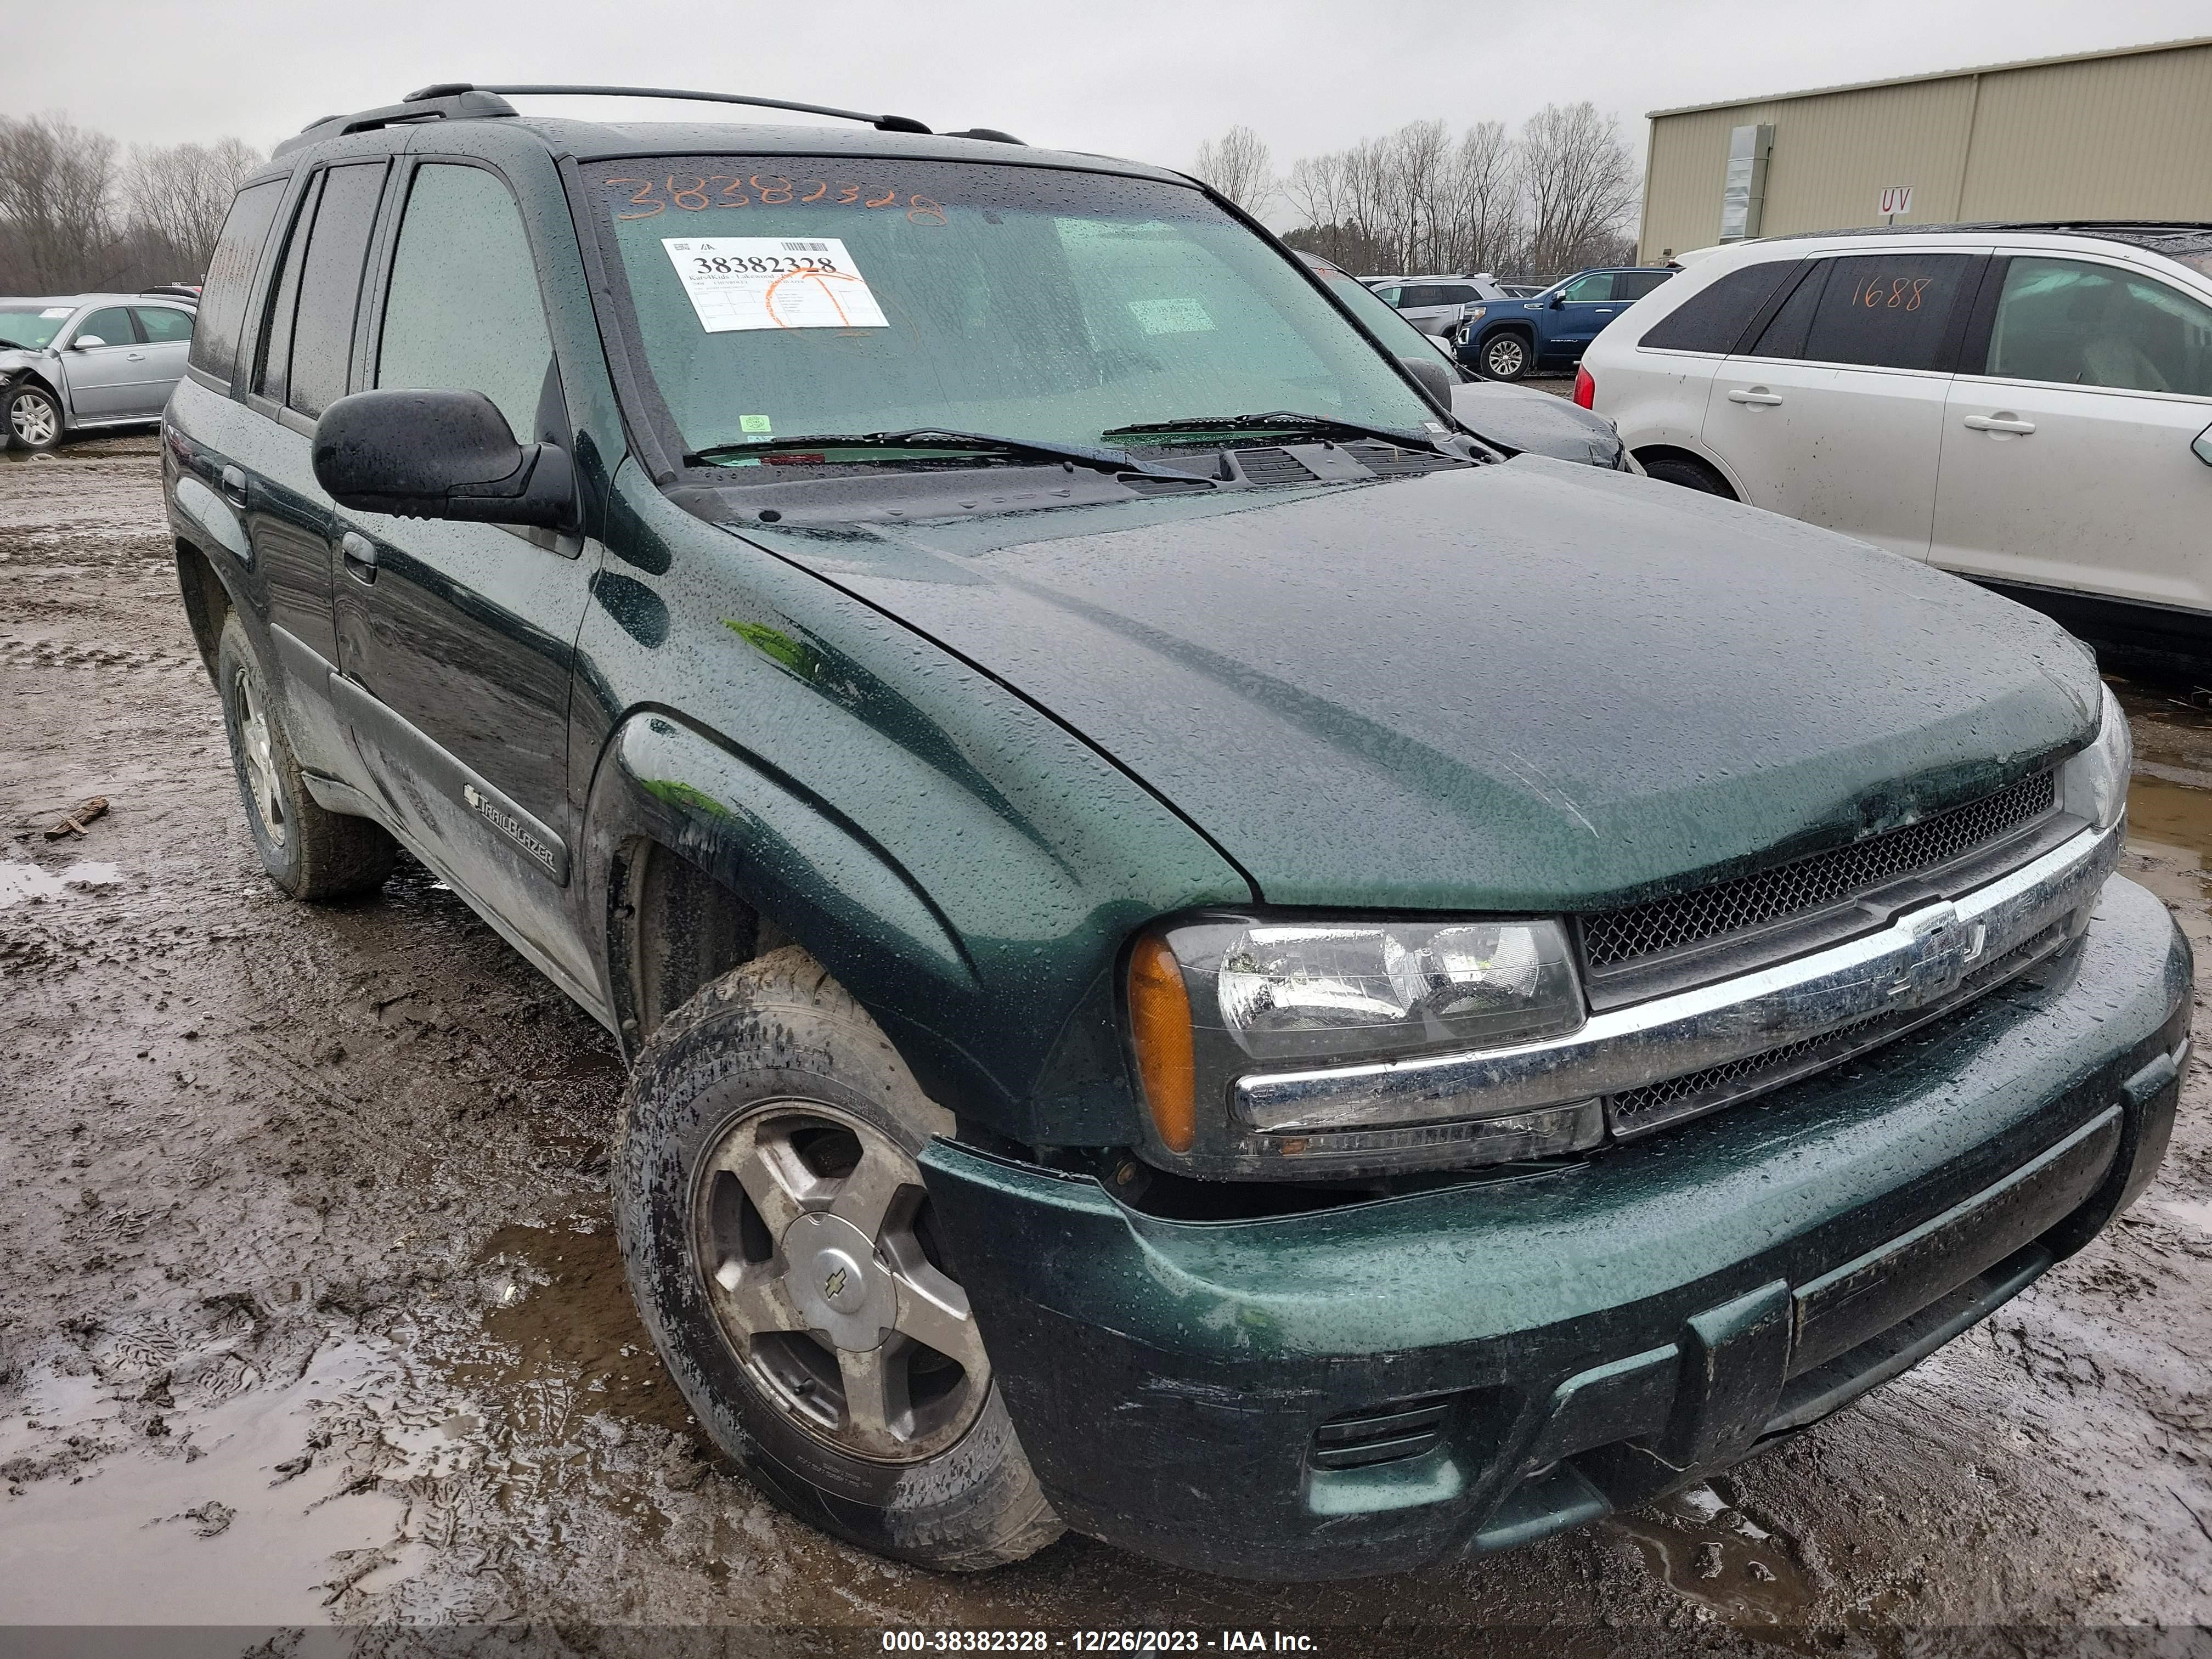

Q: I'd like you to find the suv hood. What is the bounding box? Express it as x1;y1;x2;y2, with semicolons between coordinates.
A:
745;458;2099;911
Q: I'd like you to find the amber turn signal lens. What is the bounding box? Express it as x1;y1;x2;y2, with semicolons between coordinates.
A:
1128;935;1197;1153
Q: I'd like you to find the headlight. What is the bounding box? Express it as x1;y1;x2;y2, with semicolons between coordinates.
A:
2061;682;2131;832
1465;305;1488;321
1127;915;1594;1180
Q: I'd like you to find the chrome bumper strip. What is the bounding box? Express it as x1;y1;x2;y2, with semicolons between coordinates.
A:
1234;821;2123;1136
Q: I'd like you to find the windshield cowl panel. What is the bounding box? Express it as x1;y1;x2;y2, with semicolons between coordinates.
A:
587;157;1438;490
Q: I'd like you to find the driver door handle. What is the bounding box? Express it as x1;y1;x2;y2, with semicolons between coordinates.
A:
1727;388;1785;407
1963;414;2036;435
340;531;379;584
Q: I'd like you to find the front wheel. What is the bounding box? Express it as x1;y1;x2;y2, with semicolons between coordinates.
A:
614;946;1062;1571
4;382;63;452
1477;332;1532;381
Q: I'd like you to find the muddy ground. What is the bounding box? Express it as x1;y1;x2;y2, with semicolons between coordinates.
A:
2;435;2210;1649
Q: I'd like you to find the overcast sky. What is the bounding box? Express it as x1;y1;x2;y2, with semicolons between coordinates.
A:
18;0;2210;177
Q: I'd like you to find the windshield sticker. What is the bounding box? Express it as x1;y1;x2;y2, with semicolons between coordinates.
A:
662;238;889;333
41;307;71;318
1127;297;1214;335
740;414;773;433
612;176;945;226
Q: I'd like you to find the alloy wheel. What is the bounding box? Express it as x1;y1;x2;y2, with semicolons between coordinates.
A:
232;669;288;849
9;390;58;448
694;1100;991;1463
1484;337;1526;379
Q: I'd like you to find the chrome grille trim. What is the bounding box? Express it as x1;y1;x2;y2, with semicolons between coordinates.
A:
1233;820;2120;1137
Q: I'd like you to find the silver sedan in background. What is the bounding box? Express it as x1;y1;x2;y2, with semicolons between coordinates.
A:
2;294;197;452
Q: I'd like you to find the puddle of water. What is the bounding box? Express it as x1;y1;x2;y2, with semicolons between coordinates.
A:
2156;1198;2212;1236
1608;1481;1821;1626
0;860;120;905
0;1339;411;1622
2128;775;2212;870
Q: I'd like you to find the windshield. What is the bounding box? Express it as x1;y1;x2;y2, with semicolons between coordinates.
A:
588;159;1436;462
0;304;72;351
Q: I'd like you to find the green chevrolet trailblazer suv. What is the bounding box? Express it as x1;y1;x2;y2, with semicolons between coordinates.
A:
160;84;2188;1578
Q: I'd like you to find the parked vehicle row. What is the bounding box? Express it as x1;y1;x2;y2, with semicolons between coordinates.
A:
158;82;2184;1583
1587;223;2212;664
1;292;198;451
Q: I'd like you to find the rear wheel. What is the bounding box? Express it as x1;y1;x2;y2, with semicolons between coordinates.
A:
216;613;397;899
1638;453;1737;498
615;946;1062;1571
1477;332;1532;381
4;382;63;452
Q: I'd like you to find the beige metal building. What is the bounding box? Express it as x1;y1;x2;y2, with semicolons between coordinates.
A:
1639;36;2212;264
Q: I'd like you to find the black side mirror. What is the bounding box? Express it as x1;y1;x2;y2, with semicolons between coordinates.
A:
1398;353;1458;405
1549;294;1567;309
313;389;574;530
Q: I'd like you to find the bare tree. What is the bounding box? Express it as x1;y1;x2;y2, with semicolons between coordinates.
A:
0;113;119;292
1191;125;1274;216
124;138;262;279
1518;101;1639;278
1446;121;1519;276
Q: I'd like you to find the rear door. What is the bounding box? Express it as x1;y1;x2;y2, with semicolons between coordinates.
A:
1932;252;2212;614
332;157;596;989
1702;249;1985;559
58;306;147;420
128;303;197;416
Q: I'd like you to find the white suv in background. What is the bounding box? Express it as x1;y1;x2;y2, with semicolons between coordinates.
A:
1582;224;2212;666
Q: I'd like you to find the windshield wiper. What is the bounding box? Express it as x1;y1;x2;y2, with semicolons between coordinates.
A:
1100;410;1454;454
686;428;1196;481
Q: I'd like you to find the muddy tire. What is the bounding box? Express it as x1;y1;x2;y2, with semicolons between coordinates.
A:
5;381;64;452
216;613;397;900
615;946;1062;1572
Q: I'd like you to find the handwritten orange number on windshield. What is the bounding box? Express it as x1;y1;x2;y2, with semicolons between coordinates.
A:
669;177;710;212
800;180;828;202
610;179;664;219
866;187;898;208
907;195;946;226
764;264;866;329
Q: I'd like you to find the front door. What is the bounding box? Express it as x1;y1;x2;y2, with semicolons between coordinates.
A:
1547;273;1622;362
58;307;148;420
1701;250;1986;561
1932;253;2212;616
332;159;596;994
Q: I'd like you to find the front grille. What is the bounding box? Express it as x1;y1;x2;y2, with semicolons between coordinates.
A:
1581;770;2057;972
1310;1397;1453;1471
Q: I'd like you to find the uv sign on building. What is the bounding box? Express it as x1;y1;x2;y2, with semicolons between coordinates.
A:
1639;35;2212;263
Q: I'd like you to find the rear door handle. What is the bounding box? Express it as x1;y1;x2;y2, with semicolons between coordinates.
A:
1727;388;1784;407
219;465;249;508
127;352;146;362
340;531;379;584
1962;414;2036;435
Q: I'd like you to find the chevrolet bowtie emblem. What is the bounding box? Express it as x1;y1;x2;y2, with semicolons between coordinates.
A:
823;1266;849;1301
1885;902;1985;1005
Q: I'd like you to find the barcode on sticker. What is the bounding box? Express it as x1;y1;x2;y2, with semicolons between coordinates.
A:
782;241;830;252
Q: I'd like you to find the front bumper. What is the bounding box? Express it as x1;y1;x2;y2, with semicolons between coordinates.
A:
921;875;2190;1579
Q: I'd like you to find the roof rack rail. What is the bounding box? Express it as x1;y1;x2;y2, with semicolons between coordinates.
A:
276;88;521;157
414;82;938;134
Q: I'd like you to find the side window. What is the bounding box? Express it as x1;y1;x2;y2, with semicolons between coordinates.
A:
1439;285;1479;306
1641;261;1799;353
75;307;138;347
1984;257;2212;397
133;306;195;343
1616;271;1672;301
253;174;321;409
1786;253;1978;371
1747;261;1832;359
378;163;554;440
187;178;287;385
1373;286;1403;306
286;162;387;419
1560;274;1615;303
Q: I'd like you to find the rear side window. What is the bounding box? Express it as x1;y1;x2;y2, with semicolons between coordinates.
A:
1750;253;1977;371
187;178;286;386
1640;261;1799;353
286;162;387;419
133;306;195;343
1982;256;2212;397
253;175;319;410
1615;271;1672;301
377;164;555;441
